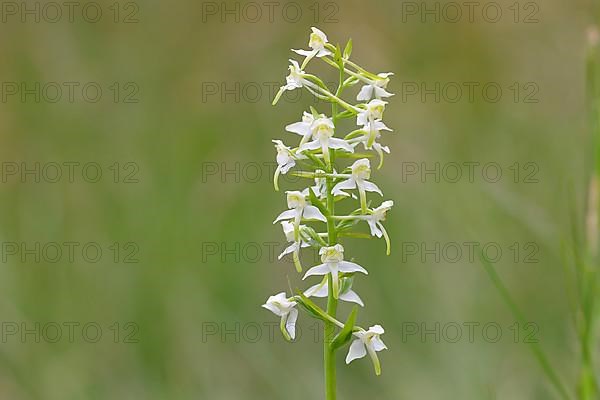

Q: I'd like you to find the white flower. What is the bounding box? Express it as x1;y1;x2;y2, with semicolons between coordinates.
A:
360;120;392;146
272;140;301;191
272;140;295;174
273;191;327;227
293;27;332;63
279;221;309;260
300;169;328;199
345;325;387;375
349;121;392;169
303;244;367;298
332;159;381;212
356;99;387;126
262;292;299;340
285;111;315;146
299;116;354;165
304;277;364;306
284;59;307;90
274;193;324;272
365;200;394;238
273;60;309;105
357;73;394;101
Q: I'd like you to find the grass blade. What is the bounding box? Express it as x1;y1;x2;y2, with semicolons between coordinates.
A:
479;253;573;400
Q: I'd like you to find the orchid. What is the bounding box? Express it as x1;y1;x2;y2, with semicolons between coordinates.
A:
274;190;327;226
356;72;394;101
303;244;367;300
285;111;315;146
346;325;388;375
332;158;382;212
365;200;394;238
305;277;364;307
279;221;309;260
264;27;395;399
273;140;296;174
262;292;299;341
299;115;354;165
348;120;392;169
272;60;310;105
292;27;332;68
272;139;298;191
333;200;394;255
301;169;328;199
356;99;387;126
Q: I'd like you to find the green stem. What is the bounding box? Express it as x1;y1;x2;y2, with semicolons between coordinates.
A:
324;66;345;400
324;273;338;400
324;151;338;400
324;182;338;400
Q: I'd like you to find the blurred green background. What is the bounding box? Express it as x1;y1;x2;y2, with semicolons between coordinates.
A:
0;0;594;398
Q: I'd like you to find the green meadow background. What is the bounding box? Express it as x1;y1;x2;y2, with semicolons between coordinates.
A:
0;0;594;398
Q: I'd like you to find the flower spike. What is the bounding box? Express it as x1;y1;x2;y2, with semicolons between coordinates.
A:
264;28;395;394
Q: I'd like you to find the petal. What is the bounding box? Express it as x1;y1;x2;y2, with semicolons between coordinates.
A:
280;161;295;174
261;303;281;316
299;140;321;152
374;87;394;98
285;121;311;136
338;261;368;275
302;263;331;279
285;308;298;340
329;138;354;152
372;120;392;132
311;27;328;41
357;85;374;101
273;209;297;224
302;205;327;222
304;281;328;298
366;219;383;238
369;325;385;335
278;242;298;260
372;337;387;351
360;180;383;196
346;339;367;364
284;82;302;90
289;59;301;69
356;112;368;126
292;49;315;57
276;152;288;166
332;178;356;196
316;49;333;57
339;289;364;307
